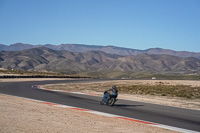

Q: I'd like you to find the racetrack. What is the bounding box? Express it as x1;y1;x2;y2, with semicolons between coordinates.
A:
0;79;200;132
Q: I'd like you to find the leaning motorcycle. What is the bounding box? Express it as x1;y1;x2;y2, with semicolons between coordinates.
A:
100;92;118;106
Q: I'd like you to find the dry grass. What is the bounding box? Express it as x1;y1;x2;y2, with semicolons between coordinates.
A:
118;84;200;99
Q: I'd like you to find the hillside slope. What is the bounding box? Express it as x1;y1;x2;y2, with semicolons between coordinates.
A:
0;43;199;59
0;47;199;77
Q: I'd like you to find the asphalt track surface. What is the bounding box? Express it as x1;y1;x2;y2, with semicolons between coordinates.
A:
0;79;200;132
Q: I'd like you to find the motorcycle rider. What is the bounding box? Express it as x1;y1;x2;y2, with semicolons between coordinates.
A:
103;85;118;103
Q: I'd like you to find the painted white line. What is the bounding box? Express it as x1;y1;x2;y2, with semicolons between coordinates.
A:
54;104;73;108
71;92;85;94
153;124;200;133
85;111;119;117
36;84;98;96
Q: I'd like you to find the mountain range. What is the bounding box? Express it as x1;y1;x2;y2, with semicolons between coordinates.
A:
0;46;199;78
1;43;200;59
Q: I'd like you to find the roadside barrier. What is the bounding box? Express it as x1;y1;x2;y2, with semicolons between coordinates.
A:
0;75;92;79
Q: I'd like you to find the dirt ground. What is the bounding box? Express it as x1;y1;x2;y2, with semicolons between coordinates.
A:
1;78;200;133
0;94;179;133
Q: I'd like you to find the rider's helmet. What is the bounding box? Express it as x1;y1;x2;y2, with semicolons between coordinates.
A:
112;85;118;94
112;85;117;90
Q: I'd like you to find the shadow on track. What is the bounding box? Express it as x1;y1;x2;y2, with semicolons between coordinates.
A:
114;104;143;107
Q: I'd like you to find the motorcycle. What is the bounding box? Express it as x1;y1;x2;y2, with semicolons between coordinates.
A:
100;91;118;106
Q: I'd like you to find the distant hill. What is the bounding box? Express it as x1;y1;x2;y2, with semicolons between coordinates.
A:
0;43;200;59
0;47;199;78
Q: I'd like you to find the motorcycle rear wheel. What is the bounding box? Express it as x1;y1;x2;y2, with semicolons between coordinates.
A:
100;100;104;105
108;98;115;106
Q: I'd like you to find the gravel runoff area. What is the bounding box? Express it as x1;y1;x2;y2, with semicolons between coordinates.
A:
1;78;200;133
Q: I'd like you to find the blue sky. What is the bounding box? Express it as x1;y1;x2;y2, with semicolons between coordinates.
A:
0;0;200;52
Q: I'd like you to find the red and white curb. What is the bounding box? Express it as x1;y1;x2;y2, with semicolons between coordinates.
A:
0;93;199;133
